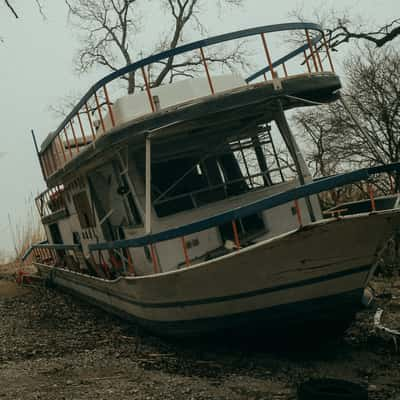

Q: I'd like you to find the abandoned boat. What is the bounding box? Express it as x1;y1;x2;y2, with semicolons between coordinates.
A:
24;23;400;337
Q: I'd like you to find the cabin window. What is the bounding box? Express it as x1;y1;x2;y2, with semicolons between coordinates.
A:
146;134;282;217
73;191;96;229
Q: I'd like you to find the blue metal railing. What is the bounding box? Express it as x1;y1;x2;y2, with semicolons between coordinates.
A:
25;163;400;271
39;22;330;180
88;163;400;251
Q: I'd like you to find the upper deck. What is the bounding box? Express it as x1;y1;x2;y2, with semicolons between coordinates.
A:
38;22;340;186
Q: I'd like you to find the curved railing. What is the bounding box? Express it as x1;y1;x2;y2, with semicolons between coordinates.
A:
26;163;400;272
39;22;335;181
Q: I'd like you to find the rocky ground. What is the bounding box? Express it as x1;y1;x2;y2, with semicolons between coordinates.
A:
0;264;400;400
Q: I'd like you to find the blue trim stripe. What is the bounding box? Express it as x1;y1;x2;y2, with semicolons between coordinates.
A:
88;163;400;251
58;264;370;309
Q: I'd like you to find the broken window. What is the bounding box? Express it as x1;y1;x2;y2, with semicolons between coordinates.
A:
73;191;96;229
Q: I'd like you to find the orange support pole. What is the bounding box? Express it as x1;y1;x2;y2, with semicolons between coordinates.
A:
64;128;73;159
369;184;376;212
231;220;241;249
199;47;215;95
314;43;323;71
49;146;58;173
70;119;80;153
260;33;275;79
94;92;106;133
181;237;190;267
303;50;312;73
389;174;395;194
51;141;61;170
141;66;156;112
294;199;303;226
305;29;318;72
322;32;335;73
76;112;87;145
282;62;288;77
85;102;97;142
150;244;159;274
126;248;135;275
103;84;116;127
57;135;67;163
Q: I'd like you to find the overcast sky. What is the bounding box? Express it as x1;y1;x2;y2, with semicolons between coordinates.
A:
0;0;399;255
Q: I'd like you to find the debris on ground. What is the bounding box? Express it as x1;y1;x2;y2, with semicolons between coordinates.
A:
0;270;399;400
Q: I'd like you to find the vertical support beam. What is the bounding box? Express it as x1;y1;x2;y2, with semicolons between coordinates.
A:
303;50;312;73
94;92;106;133
282;62;288;78
126;248;135;275
45;151;54;176
181;237;190;267
77;112;87;145
322;32;335;73
70;120;80;153
314;44;323;71
274;101;316;222
231;220;241;249
41;153;49;179
103;84;116;127
57;135;67;163
49;146;58;174
64;128;73;159
31;129;46;180
260;33;275;79
85;102;97;142
145;135;152;234
141;66;156;112
199;47;215;95
150;244;159;274
305;29;318;72
369;184;376;212
51;140;61;170
294;199;303;226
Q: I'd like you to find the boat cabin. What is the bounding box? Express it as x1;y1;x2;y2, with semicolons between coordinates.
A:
32;23;341;278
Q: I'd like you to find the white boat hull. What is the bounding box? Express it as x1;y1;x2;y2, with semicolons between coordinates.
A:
35;210;400;337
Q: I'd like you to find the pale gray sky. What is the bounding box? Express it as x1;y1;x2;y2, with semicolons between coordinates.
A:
0;0;399;255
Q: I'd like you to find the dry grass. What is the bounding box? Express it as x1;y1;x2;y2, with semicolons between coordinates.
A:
1;194;45;271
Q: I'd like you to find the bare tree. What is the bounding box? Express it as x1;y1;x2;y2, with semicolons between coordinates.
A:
294;45;400;192
290;6;400;52
3;0;44;18
65;0;248;94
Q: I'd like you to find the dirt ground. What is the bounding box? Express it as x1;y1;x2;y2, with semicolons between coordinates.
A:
1;266;400;400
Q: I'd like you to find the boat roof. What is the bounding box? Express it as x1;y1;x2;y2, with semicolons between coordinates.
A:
37;22;341;186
